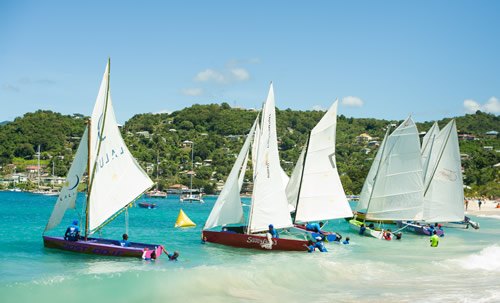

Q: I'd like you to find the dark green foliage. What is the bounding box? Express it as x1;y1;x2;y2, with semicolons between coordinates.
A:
0;106;498;197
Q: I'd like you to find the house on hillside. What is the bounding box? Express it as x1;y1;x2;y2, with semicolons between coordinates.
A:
485;130;499;138
356;133;373;143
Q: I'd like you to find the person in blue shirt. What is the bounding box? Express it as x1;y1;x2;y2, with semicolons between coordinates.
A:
359;224;366;235
314;237;328;252
161;246;179;261
267;224;279;238
120;233;131;247
306;222;324;233
306;240;316;253
64;220;80;241
342;237;350;245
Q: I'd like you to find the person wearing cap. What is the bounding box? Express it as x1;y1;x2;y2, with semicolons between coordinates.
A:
64;220;80;241
267;224;279;238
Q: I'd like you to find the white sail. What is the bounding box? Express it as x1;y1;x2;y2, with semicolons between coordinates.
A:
363;117;424;221
238;150;249;190
45;127;88;231
204;120;257;230
293;101;353;222
248;83;293;233
87;62;153;233
357;129;388;213
286;146;305;212
251;122;260;179
421;122;440;179
423;120;464;222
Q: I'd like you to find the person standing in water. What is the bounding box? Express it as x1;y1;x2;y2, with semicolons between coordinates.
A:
430;230;439;247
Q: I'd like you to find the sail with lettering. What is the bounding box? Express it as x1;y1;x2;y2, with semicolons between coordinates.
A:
422;120;464;222
42;60;164;259
248;83;293;233
202;84;308;251
87;63;153;233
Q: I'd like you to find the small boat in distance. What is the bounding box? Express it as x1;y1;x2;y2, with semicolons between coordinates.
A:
145;189;167;198
42;60;164;259
180;140;204;203
145;151;167;198
138;202;157;209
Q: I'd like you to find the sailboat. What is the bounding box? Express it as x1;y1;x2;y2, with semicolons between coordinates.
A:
202;84;308;251
180;140;204;203
402;119;476;233
146;151;167;198
286;101;353;238
42;60;164;258
349;117;425;240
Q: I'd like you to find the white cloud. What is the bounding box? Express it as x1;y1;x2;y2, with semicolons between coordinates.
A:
312;105;326;111
484;97;500;113
193;64;252;84
342;96;364;107
194;69;225;83
463;97;499;114
153;109;172;114
2;84;20;92
230;68;250;81
181;88;204;96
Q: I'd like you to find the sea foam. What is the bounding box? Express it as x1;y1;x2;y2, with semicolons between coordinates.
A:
452;245;500;272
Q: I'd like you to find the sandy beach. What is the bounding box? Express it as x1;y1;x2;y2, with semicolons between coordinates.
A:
465;199;500;217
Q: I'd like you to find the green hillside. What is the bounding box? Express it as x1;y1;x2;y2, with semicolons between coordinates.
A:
0;106;498;196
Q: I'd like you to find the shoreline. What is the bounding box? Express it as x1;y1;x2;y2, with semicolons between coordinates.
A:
465;199;500;217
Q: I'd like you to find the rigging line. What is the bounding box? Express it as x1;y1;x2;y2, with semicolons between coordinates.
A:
293;132;311;224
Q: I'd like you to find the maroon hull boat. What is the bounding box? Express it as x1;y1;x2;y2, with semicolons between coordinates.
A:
202;230;308;251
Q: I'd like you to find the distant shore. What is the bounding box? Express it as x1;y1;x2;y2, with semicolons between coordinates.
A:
465;199;500;217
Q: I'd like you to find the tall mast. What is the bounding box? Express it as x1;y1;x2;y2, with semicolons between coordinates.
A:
190;142;194;196
37;145;41;189
85;58;112;238
292;132;311;224
85;119;91;240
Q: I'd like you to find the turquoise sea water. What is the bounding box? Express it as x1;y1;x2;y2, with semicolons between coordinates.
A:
0;191;499;303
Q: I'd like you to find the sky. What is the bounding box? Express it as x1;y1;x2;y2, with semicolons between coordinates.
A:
1;0;499;124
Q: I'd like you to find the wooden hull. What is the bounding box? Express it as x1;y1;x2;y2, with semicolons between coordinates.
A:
202;230;309;251
43;236;163;258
